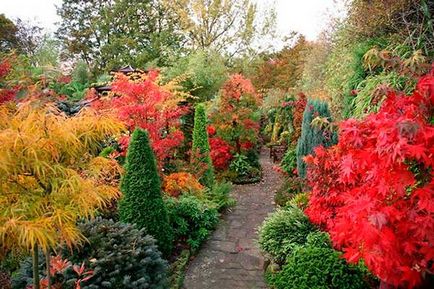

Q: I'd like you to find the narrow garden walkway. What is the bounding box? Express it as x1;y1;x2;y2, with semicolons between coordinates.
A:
183;149;282;289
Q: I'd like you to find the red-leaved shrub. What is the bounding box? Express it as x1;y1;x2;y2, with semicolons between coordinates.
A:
92;71;187;168
305;71;434;288
210;74;261;153
0;59;17;105
209;137;233;170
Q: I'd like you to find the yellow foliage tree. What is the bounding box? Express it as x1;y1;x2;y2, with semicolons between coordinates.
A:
0;102;124;289
162;0;276;55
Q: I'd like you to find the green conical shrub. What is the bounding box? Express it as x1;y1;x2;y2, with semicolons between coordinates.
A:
296;99;337;178
191;103;214;188
119;128;173;257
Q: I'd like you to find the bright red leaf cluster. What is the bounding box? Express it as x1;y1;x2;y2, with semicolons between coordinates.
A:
305;72;434;288
209;137;233;170
0;87;17;104
0;58;18;105
92;71;187;167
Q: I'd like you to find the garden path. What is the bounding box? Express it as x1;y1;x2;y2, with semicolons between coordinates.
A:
183;149;282;289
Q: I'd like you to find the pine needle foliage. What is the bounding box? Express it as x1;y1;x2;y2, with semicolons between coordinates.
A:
0;102;124;253
191;103;215;188
69;218;168;289
296;100;336;178
118;128;174;257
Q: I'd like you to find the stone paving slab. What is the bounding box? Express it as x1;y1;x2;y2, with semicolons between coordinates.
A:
183;150;282;289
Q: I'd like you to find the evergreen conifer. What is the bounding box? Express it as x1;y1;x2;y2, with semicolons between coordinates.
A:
119;128;173;256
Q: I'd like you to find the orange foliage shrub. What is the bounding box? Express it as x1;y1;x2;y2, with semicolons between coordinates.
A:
163;172;204;198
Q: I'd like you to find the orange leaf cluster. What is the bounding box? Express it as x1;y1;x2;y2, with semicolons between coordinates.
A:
163;172;204;198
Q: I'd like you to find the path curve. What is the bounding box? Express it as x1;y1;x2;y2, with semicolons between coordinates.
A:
183;149;282;289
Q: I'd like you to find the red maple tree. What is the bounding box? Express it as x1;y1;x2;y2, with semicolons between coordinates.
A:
92;71;187;167
305;71;434;288
210;74;262;153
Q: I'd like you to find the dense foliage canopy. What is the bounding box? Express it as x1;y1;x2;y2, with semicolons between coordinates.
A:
57;0;183;71
92;70;187;168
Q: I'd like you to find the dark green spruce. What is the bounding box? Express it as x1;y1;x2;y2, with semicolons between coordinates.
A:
296;99;337;178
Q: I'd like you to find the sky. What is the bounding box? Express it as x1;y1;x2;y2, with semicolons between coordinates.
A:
0;0;346;40
0;0;62;33
269;0;347;40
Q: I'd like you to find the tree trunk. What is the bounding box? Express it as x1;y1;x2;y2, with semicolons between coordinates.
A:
45;250;51;289
32;244;40;289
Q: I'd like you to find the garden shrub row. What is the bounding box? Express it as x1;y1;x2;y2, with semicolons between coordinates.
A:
4;88;235;289
263;59;434;289
255;1;434;288
262;72;374;288
259;202;369;289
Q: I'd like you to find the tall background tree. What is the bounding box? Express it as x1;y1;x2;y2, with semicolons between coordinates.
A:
252;35;311;92
0;14;19;52
57;0;183;72
0;14;42;56
162;0;276;56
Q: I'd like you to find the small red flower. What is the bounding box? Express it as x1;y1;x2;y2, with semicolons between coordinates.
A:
240;141;253;151
207;125;216;136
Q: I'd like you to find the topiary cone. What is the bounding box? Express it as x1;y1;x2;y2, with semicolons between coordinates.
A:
119;128;173;257
191;103;215;188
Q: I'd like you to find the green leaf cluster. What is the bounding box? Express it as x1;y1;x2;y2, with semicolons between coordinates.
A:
229;153;252;177
205;181;235;211
351;71;415;118
165;195;219;251
258;206;316;264
280;145;297;175
269;232;368;289
163;50;228;102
